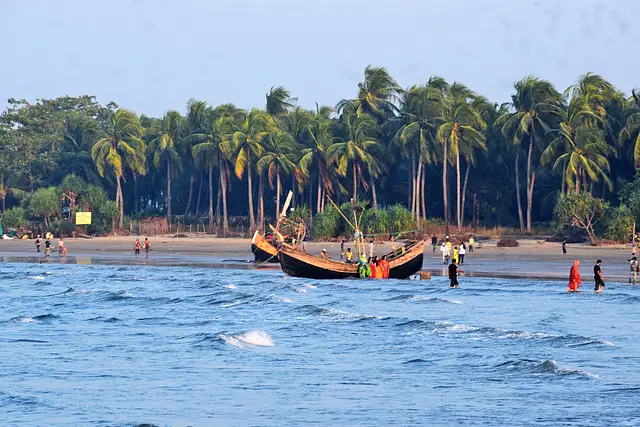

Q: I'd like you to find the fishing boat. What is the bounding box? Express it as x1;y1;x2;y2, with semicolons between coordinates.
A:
251;231;279;263
279;240;424;279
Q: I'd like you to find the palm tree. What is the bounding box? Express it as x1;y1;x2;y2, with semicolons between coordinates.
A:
435;84;487;232
328;113;380;203
231;108;269;232
191;105;241;235
266;86;297;117
148;110;186;223
542;96;613;193
91;109;146;228
496;77;563;231
184;99;208;215
337;65;402;122
619;89;640;166
257;129;297;219
300;105;336;214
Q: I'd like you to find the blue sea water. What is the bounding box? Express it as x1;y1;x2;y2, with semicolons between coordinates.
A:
1;262;639;426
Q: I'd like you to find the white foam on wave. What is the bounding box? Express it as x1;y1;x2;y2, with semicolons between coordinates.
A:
304;284;317;289
26;275;45;280
220;330;276;348
20;317;34;323
442;299;463;305
270;294;293;303
224;284;238;290
295;288;307;294
434;321;479;333
544;360;600;379
221;300;246;308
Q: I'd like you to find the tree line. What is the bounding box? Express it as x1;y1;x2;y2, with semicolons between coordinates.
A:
1;67;640;239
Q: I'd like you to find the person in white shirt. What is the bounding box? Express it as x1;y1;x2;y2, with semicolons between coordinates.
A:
440;242;450;265
369;240;375;257
459;243;466;264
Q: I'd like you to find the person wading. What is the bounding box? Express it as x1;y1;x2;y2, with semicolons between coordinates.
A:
566;260;582;292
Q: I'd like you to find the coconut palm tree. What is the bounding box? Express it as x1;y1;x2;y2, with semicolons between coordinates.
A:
231;108;270;232
496;77;563;231
191;104;241;234
619;89;640;166
300;105;336;214
148;110;186;223
337;65;402;122
183;99;208;215
266;86;297;117
257;129;297;219
91;109;146;228
328;113;380;204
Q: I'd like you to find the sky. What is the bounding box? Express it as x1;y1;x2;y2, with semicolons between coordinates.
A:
0;0;638;117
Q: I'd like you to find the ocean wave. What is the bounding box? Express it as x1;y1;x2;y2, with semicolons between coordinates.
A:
219;331;276;348
402;358;431;364
496;359;599;379
386;294;463;304
291;304;386;322
269;294;293;303
295;288;308;293
6;314;59;323
224;284;238;289
394;319;614;347
86;316;121;323
25;275;46;280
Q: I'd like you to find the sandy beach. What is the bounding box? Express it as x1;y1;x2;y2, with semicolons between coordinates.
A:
1;236;637;283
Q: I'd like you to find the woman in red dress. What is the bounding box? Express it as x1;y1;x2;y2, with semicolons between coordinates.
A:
567;260;582;292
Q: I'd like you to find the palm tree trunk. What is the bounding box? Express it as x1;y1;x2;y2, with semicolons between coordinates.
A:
167;159;172;223
461;162;470;227
247;151;256;231
407;162;412;208
291;174;296;209
515;152;525;233
116;175;124;229
421;166;427;224
321;187;326;212
215;169;221;229
528;172;536;228
411;154;417;219
443;138;449;233
416;160;422;228
316;174;322;214
370;174;378;212
258;174;264;231
221;164;229;236
133;174;138;214
456;147;462;232
184;173;195;215
526;132;534;232
276;166;281;218
208;164;214;227
196;168;204;215
353;163;358;202
1;195;5;213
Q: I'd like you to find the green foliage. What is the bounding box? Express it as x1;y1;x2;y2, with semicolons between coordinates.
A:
311;204;342;240
605;205;635;242
28;187;60;220
289;204;310;223
1;207;27;228
619;177;640;218
554;193;608;245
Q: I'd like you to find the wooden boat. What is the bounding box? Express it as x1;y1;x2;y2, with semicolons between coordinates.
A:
251;231;279;263
279;240;424;279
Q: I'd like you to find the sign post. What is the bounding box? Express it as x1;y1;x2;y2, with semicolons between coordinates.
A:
75;212;92;225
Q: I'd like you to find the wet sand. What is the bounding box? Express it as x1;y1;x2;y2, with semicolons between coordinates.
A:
0;237;636;283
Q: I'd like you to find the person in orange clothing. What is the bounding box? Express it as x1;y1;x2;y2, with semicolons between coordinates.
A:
369;257;378;278
566;260;582;292
378;255;390;279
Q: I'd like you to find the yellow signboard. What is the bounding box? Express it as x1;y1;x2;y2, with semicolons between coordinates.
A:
75;212;92;225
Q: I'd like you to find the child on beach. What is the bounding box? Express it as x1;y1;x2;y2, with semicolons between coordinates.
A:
144;238;151;257
431;234;438;252
134;239;141;257
440;242;449;265
459;243;466;264
44;238;51;257
35;235;41;253
453;246;459;264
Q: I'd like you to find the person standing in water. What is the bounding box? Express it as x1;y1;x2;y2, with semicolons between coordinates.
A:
593;260;605;293
431;234;438;252
35;235;41;253
452;246;459;264
144;238;151;257
440;242;449;265
469;235;474;253
448;259;459;288
134;239;141;257
44;238;52;257
562;240;567;258
566;260;582;292
459;243;466;264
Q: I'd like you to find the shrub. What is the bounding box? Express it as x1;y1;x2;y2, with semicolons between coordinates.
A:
605;205;634;243
311;205;342;240
1;207;27;229
497;238;519;247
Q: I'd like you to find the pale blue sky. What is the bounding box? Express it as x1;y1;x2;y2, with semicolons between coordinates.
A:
0;0;637;117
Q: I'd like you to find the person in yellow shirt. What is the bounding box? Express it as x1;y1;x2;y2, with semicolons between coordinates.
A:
469;235;475;253
345;248;354;263
452;246;459;264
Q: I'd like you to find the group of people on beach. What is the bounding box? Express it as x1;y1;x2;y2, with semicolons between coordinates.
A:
435;234;474;265
567;259;606;293
35;233;66;257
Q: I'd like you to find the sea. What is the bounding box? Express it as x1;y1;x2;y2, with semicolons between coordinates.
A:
1;262;639;426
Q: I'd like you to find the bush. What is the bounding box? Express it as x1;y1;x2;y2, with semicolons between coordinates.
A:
53;220;76;237
497;238;519;247
605;205;634;243
1;207;27;228
311;205;342;240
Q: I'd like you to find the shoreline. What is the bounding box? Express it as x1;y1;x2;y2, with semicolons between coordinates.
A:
1;236;638;283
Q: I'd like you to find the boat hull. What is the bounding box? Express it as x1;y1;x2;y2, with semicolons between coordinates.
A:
279;241;424;280
251;231;279;263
